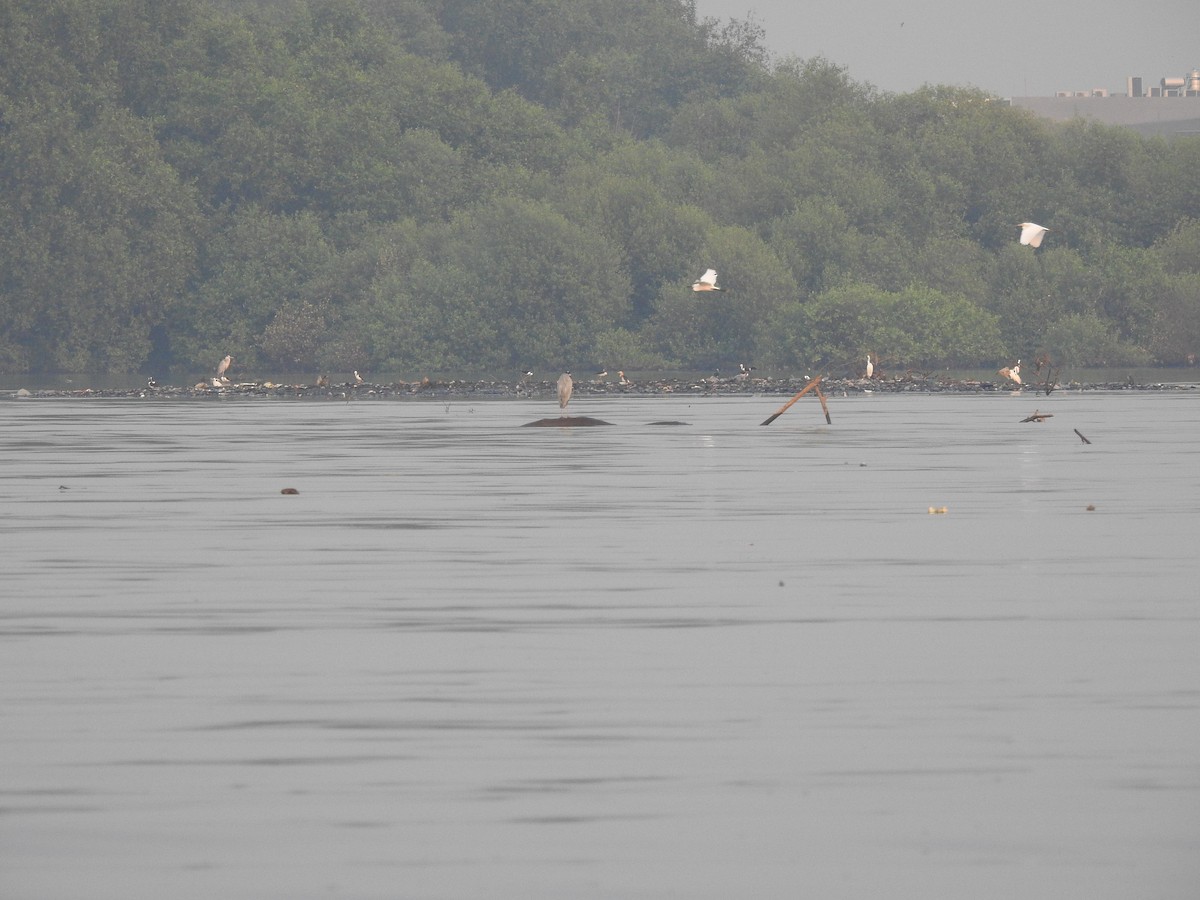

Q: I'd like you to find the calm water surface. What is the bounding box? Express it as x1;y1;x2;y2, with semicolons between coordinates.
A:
3;391;1199;899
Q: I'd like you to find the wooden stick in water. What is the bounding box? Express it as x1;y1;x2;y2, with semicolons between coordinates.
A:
1074;428;1092;444
815;386;832;424
760;376;823;426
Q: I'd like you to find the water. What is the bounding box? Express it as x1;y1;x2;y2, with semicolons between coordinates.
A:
3;391;1198;899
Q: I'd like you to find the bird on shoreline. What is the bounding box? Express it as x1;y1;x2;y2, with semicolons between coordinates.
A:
865;354;874;379
1018;222;1049;248
217;354;232;378
354;370;364;384
557;372;573;412
691;268;722;292
999;360;1022;385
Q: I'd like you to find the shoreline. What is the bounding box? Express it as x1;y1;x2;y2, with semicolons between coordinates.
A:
4;373;1198;401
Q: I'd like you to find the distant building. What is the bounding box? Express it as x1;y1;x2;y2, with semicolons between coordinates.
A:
1009;67;1200;137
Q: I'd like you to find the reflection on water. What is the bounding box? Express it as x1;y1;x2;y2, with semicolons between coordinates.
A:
2;393;1199;899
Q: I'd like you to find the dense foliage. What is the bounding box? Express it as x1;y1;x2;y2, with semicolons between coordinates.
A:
2;0;1199;377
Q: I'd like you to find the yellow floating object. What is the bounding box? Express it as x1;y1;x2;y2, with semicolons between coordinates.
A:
927;506;948;515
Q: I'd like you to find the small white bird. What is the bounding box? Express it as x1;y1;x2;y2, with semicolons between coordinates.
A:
691;268;722;292
557;372;573;411
1018;222;1049;248
216;354;232;377
865;354;874;379
354;370;364;384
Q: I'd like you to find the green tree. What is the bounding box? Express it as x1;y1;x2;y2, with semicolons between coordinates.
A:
768;284;1004;371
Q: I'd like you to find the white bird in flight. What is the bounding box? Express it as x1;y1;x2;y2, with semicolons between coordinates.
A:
691;268;722;292
1018;222;1049;248
557;372;573;412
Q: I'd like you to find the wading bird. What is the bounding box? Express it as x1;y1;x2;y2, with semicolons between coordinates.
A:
557;372;573;412
999;360;1022;385
216;355;232;378
865;354;874;379
1018;222;1049;248
618;371;631;385
146;377;159;389
691;268;722;292
353;370;363;384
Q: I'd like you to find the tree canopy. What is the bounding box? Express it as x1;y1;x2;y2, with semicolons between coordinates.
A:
2;0;1198;376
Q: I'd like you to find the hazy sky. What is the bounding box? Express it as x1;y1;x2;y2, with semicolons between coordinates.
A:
694;0;1197;98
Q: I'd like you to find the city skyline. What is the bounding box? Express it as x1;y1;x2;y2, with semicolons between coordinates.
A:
694;0;1197;98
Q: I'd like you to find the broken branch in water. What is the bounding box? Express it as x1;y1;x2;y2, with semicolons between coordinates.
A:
760;376;824;426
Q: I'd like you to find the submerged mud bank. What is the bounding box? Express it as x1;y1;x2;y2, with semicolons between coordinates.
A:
4;372;1198;401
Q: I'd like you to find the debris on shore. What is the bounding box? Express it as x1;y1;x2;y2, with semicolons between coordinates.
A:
3;372;1196;401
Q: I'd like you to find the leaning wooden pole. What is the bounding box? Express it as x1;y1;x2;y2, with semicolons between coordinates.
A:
815;385;832;424
760;375;823;426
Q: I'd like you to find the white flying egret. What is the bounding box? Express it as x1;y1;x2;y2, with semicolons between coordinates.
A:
691;268;722;292
557;372;573;411
1018;222;1049;248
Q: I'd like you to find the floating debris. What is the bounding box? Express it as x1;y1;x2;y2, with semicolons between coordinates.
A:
280;487;300;495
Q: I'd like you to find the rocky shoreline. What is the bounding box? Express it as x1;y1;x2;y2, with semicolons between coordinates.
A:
5;372;1198;401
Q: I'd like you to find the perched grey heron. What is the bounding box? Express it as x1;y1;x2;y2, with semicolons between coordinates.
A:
217;354;232;377
1018;223;1048;248
691;268;722;292
557;372;573;412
